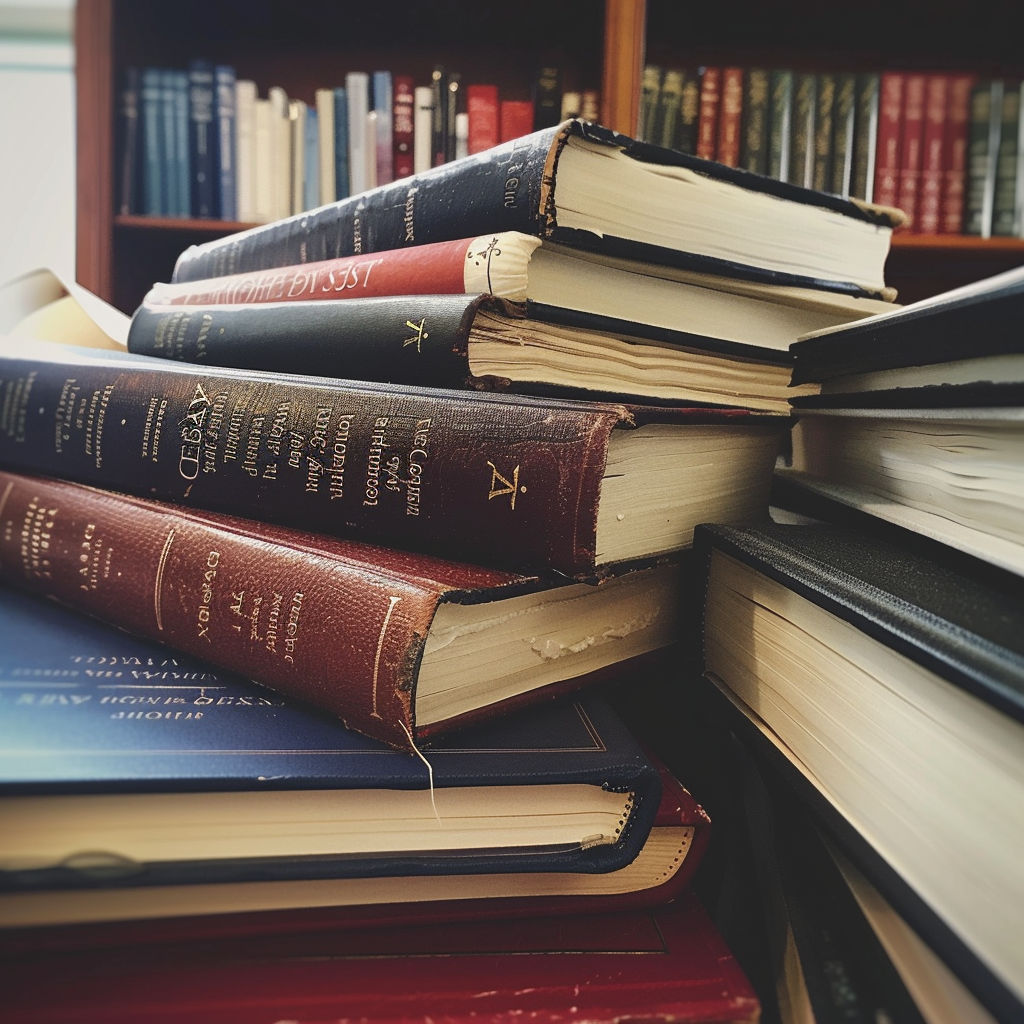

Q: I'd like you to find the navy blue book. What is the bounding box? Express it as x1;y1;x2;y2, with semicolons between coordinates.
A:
188;59;218;218
0;585;665;908
168;68;192;217
139;67;164;216
333;85;350;198
214;63;237;221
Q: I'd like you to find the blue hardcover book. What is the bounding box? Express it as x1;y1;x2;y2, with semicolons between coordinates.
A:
304;106;320;211
372;69;394;185
214;64;237;221
187;59;218;218
139;67;164;216
334;85;350;198
0;585;663;902
169;68;192;217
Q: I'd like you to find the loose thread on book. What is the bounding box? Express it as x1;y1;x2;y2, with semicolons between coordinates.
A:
400;720;442;826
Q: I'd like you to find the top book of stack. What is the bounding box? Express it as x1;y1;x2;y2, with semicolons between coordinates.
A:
171;119;905;300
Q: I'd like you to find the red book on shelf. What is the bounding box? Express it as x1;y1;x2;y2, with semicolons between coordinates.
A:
895;73;926;229
940;73;977;234
696;66;722;161
716;66;744;167
466;83;500;154
392;74;415;179
499;98;534;142
873;71;905;212
0;891;759;1024
916;74;949;234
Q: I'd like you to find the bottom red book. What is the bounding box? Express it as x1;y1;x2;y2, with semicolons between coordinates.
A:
0;890;759;1024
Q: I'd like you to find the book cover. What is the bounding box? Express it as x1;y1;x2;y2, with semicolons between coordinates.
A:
392;74;415;179
811;72;836;193
696;66;721;161
139;67;165;216
413;84;433;172
787;72;816;189
233;79;257;223
115;65;141;216
302;104;319;212
0;892;758;1024
676;70;701;156
344;71;369;195
652;67;684;150
444;71;462;163
767;69;793;181
964;78;1003;237
873;71;905;210
851;72;880;201
895;73;927;230
639;64;661;142
372;70;394;185
499;98;533;142
532;64;562;130
916;74;950;234
739;67;770;176
168;68;192;217
940;73;977;233
992;80;1021;236
169;119;903;299
214;64;236;221
332;85;349;199
829;72;856;198
288;98;307;215
314;87;336;203
466;83;499;155
716;67;744;167
187;59;218;219
267;85;291;221
251;97;274;223
696;521;1024;1024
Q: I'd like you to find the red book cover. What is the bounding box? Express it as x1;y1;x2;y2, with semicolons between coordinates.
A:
873;71;905;211
940;73;977;234
716;66;744;166
0;891;759;1024
499;98;534;142
466;83;500;154
916;74;949;234
697;66;722;161
895;73;927;229
392;74;415;180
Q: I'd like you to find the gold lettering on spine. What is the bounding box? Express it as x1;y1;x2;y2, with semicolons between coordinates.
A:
487;461;525;510
154;529;175;631
371;596;401;720
403;319;428;351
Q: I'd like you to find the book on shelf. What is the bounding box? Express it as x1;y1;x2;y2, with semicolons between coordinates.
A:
267;84;291;221
767;68;792;182
444;70;461;163
992;80;1022;236
873;71;905;211
392;73;415;179
560;90;582;120
639;64;661;142
345;70;370;195
851;71;880;201
414;84;433;171
782;264;1024;576
739;67;770;176
287;98;307;216
233;79;257;222
829;71;856;197
333;84;350;199
466;83;499;155
372;69;394;186
0;466;687;749
650;67;680;150
531;64;561;130
895;73;927;230
314;86;336;204
788;72;815;189
917;73;950;234
213;64;236;222
695;520;1024;1024
170;118;903;299
716;66;744;168
1;891;758;1024
811;72;835;193
696;66;721;162
499;97;534;142
0;582;710;936
115;66;141;216
941;73;976;233
964;78;1003;237
169;68;192;218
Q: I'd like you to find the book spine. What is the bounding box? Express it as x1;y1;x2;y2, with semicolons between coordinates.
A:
268;85;292;221
788;72;816;189
992;80;1021;236
392;75;416;179
964;79;1001;237
172;123;562;281
499;99;534;143
716;67;744;167
939;74;975;234
872;71;905;209
148;236;482;306
215;65;237;222
116;66;142;216
639;64;662;142
812;73;836;193
0;348;620;577
372;70;394;185
580;90;600;123
289;100;306;215
303;106;320;212
455;111;469;159
315;87;337;203
466;84;500;155
916;74;949;234
171;70;192;217
234;80;258;223
696;67;722;162
532;64;562;130
413;86;434;173
652;68;683;149
675;71;701;156
0;469;439;748
559;91;582;120
188;60;218;219
140;67;165;216
850;73;879;201
430;65;447;166
346;72;370;195
252;98;274;223
895;73;926;230
767;70;793;181
739;68;770;176
444;73;462;163
829;73;856;197
333;87;350;199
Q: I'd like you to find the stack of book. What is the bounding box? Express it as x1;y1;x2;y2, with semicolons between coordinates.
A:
694;266;1024;1023
0;118;905;1019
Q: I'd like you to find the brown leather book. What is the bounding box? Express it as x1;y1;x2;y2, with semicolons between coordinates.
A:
0;468;686;749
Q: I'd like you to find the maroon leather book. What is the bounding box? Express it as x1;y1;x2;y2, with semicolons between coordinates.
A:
0;890;758;1024
716;67;744;167
895;73;927;230
466;83;500;154
0;468;687;749
391;74;415;180
696;67;722;161
940;73;977;234
916;74;950;234
873;71;905;211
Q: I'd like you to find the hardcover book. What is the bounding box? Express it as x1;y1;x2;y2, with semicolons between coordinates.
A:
696;66;721;161
695;521;1024;1024
0;584;710;935
964;79;1003;237
916;74;950;235
767;69;793;182
0;892;758;1024
850;72;880;201
0;467;687;748
168;119;903;299
716;67;744;167
895;73;927;230
739;67;770;176
940;74;976;233
873;71;905;211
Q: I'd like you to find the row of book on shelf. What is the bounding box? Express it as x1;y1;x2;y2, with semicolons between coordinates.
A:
640;63;1024;238
1;118;1022;1024
118;59;599;224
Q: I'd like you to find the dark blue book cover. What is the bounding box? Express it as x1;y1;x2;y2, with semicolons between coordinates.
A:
333;86;349;198
0;585;661;892
169;68;192;217
214;64;237;221
188;59;218;218
139;67;164;216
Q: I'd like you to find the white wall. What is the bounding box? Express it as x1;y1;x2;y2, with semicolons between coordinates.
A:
0;1;75;287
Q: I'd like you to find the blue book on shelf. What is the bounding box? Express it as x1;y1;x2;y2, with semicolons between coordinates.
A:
187;59;218;218
304;106;320;211
168;68;192;217
139;67;164;216
0;584;662;893
334;85;350;199
215;64;237;221
372;69;394;184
